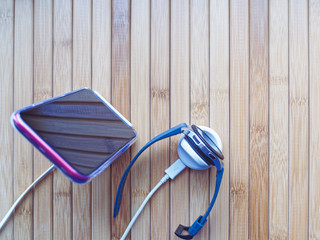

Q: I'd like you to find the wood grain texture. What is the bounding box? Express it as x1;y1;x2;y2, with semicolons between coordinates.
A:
33;0;53;238
73;0;92;239
289;0;309;239
309;1;320;239
209;0;229;239
91;0;112;239
53;0;72;239
150;0;170;239
13;0;34;239
249;0;269;239
230;0;249;239
190;0;209;239
131;0;150;239
269;0;289;239
170;1;190;239
1;1;319;239
0;0;14;239
111;0;131;239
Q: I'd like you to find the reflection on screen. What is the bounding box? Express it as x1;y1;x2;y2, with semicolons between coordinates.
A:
20;89;136;175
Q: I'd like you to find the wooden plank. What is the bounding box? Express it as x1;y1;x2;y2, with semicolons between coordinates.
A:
131;0;150;239
269;0;289;238
150;0;170;239
209;0;229;239
91;0;112;239
288;0;309;239
111;0;131;238
13;0;34;239
190;0;209;239
0;0;14;238
170;0;190;239
249;0;269;239
230;0;249;239
73;0;92;239
52;0;72;239
309;1;320;239
33;0;53;238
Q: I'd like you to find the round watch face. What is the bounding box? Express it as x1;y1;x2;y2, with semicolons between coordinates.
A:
192;125;224;160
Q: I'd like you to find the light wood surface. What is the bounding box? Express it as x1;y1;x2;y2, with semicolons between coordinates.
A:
309;1;320;240
269;0;289;239
249;0;269;239
230;0;249;239
0;0;318;239
0;0;14;239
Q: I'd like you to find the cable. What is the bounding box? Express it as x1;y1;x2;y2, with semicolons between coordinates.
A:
120;159;187;240
120;174;169;240
0;165;55;232
113;123;188;218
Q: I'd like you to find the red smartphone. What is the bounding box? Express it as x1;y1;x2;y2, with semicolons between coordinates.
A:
11;88;137;183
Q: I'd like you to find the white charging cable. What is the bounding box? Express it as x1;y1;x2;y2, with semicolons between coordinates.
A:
0;165;55;231
120;159;186;240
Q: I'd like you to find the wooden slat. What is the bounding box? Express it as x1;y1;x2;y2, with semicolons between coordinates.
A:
269;0;289;238
150;0;170;239
249;0;269;239
131;0;150;239
170;0;190;239
53;0;73;239
190;0;209;239
209;0;229;239
289;0;309;239
111;0;131;238
0;0;14;238
13;0;34;239
230;0;249;239
91;0;112;239
73;0;92;239
33;0;53;239
309;1;320;239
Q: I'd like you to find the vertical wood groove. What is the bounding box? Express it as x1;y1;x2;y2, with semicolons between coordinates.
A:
249;0;269;239
230;0;249;239
13;0;34;238
111;0;131;238
33;0;53;238
150;0;170;239
92;0;112;239
309;0;320;239
269;0;289;239
0;0;14;239
73;0;92;239
209;0;229;239
289;0;309;239
170;0;190;239
190;0;210;239
131;0;150;239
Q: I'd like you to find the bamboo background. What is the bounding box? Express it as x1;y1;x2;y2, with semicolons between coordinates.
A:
0;0;319;239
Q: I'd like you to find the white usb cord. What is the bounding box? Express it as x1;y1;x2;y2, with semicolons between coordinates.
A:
0;165;55;231
120;159;186;240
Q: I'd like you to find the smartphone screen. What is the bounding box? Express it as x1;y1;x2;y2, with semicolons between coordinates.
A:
19;89;136;176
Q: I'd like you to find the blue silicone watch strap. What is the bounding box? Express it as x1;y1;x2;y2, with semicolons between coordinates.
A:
113;123;188;218
175;167;224;239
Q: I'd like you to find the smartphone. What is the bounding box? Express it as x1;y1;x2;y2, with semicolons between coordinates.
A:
11;88;137;184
